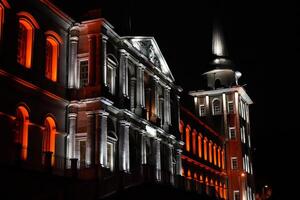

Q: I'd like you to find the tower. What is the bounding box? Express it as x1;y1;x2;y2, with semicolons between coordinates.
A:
189;21;255;200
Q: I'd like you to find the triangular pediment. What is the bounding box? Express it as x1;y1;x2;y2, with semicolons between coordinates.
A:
122;37;175;82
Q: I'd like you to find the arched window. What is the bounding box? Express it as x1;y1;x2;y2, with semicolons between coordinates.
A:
209;140;213;163
220;183;223;199
185;125;191;152
16;105;29;160
192;129;197;154
218;147;221;168
43;116;56;153
45;31;62;82
0;4;4;41
215;180;219;196
204;137;208;160
187;169;192;179
17;12;39;68
198;134;202;158
193;172;198;181
212;98;221;115
222;149;225;169
199;175;203;183
213;144;217;165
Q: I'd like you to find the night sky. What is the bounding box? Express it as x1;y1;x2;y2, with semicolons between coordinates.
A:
54;0;298;198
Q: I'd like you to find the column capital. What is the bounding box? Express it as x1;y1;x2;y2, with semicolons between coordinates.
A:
153;75;160;82
138;63;146;70
86;111;95;116
95;110;109;117
154;137;162;142
119;120;131;127
119;49;129;56
164;85;171;90
175;148;183;154
68;113;77;119
101;33;109;41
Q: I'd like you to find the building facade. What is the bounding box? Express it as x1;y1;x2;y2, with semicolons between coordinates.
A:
189;22;255;200
180;106;227;199
0;0;184;198
0;1;255;200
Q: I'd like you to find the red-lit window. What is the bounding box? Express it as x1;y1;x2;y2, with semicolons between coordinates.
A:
193;172;198;181
220;183;223;199
222;150;225;169
43;116;56;153
192;129;197;154
0;4;4;41
204;137;208;160
209;140;213;163
15;106;29;160
17;19;34;68
198;134;202;158
218;147;221;168
187;169;191;179
213;144;217;165
45;35;60;82
185;125;191;152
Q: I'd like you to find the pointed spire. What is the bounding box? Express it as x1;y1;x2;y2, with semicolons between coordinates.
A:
212;19;227;57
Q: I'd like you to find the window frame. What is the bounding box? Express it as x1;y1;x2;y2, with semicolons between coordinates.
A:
231;157;238;170
212;98;222;115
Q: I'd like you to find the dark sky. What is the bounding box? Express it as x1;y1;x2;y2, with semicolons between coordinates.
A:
54;0;298;198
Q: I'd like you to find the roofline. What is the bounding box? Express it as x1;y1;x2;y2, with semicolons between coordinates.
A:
40;0;74;24
189;86;253;104
121;36;175;82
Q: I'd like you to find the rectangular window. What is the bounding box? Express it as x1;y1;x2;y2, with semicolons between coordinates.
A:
229;127;236;139
233;190;240;200
107;58;116;95
107;142;114;171
228;101;234;113
231;157;238;170
80;60;89;87
199;104;206;116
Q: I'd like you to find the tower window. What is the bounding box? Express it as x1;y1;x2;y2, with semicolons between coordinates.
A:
229;127;236;139
204;137;208;160
79;60;89;87
228;101;234;113
231;157;238;170
212;99;221;115
209;140;213;163
185;126;191;152
199;104;206;116
198;134;202;158
233;190;240;200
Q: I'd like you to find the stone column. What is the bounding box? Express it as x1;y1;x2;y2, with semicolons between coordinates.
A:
101;34;108;87
119;120;130;172
119;50;129;97
67;113;77;159
168;143;174;183
86;111;95;166
175;148;182;176
95;110;109;168
154;138;161;181
140;130;147;165
68;24;80;88
135;64;145;115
